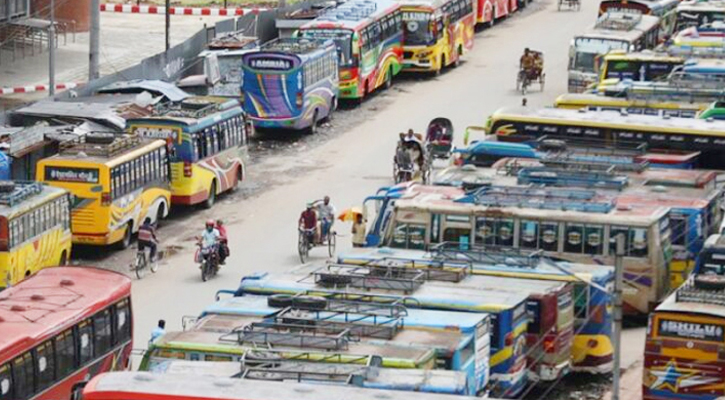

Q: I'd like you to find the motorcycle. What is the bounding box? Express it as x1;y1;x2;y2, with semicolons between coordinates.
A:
196;241;220;282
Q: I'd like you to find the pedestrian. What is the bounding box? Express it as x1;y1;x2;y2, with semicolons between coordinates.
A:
522;97;528;107
149;319;166;345
352;213;366;247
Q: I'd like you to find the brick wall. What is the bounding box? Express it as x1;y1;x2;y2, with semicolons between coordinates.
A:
32;0;90;31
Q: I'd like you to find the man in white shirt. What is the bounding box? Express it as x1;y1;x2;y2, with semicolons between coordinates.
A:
317;196;336;241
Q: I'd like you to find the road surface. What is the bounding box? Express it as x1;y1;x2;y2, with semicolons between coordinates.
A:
82;0;647;397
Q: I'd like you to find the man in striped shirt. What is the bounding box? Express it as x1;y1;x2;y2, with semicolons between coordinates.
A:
138;221;159;262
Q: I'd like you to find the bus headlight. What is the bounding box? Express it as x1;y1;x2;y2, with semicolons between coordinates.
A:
417;51;433;59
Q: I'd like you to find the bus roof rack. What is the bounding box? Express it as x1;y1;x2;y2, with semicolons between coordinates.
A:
430;242;547;269
0;181;44;207
241;349;378;366
676;276;725;306
517;166;630;190
261;38;327;54
319;0;377;21
457;186;617;213
221;321;358;350
240;352;383;384
595;12;643;31
59;134;142;158
539;156;650;173
343;258;473;283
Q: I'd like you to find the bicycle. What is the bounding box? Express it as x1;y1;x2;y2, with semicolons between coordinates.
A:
131;246;159;279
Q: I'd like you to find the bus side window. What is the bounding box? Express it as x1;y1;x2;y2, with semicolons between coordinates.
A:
77;320;94;365
0;363;13;400
584;225;604;255
115;298;132;345
630;228;648;258
93;308;113;356
539;221;559;252
520;220;538;249
11;353;34;400
34;340;55;391
54;328;76;379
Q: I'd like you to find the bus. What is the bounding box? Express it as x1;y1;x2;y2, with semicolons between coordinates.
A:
555;93;705;119
338;247;615;375
148;358;473;395
196;294;491;396
642;274;725;400
241;38;339;133
698;101;725;120
599;0;678;37
595;51;683;89
675;0;725;31
398;0;475;74
568;12;662;92
36;135;171;249
0;181;71;287
126;96;249;209
0;267;132;400
298;0;403;101
489;106;725;169
237;269;530;398
80;372;504;400
372;185;671;314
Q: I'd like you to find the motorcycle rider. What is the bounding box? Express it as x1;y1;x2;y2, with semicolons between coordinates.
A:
199;220;221;265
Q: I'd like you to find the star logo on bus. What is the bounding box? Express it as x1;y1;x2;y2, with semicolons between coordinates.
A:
649;360;719;392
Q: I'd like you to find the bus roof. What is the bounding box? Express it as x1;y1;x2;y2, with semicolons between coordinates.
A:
682;58;725;73
677;0;725;12
240;267;530;312
258;38;334;56
202;294;490;330
301;0;400;31
603;50;683;63
126;96;242;127
0;267;131;363
554;93;706;110
392;187;669;226
41;135;166;167
83;372;489;400
576;13;661;41
154;329;436;361
0;182;67;219
490;106;725;136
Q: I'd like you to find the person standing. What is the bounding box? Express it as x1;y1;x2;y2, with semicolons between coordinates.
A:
149;319;166;345
352;213;366;247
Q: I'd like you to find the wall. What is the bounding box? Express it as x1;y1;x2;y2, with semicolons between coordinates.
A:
32;0;90;31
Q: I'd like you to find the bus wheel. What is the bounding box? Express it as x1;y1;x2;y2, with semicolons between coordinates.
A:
453;47;462;68
203;181;217;209
309;110;319;135
231;167;242;192
118;222;133;250
156;203;166;227
59;251;67;266
384;67;393;89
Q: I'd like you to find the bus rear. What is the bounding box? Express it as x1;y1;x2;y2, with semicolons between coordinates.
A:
643;276;725;400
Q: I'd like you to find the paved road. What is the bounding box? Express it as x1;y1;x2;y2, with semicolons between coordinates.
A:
112;0;647;397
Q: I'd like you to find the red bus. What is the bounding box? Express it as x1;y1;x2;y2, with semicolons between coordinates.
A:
0;267;132;400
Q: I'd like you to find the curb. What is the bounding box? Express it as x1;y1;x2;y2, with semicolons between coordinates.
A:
99;4;266;15
0;82;82;95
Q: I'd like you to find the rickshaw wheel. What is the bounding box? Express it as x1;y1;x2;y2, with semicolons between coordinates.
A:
328;233;336;257
298;231;309;263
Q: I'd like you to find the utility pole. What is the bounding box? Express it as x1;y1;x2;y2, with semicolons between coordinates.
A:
48;0;55;96
165;0;171;52
612;234;625;400
89;0;100;80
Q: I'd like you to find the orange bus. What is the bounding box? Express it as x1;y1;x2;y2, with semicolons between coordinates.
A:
0;267;133;400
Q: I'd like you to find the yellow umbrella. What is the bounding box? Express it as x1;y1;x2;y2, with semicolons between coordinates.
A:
338;207;363;222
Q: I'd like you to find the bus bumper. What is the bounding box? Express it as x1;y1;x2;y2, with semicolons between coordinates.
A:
571;334;614;373
251;116;308;131
490;359;527;398
531;360;571;381
72;231;121;246
339;80;360;99
171;192;209;206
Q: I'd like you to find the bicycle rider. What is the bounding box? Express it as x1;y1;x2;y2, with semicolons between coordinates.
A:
299;203;317;244
137;220;158;263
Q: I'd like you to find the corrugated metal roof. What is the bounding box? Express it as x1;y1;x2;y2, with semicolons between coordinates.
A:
97;80;190;102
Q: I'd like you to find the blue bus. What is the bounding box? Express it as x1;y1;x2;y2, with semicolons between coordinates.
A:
0;152;9;180
235;267;530;398
201;293;491;396
241;38;339;133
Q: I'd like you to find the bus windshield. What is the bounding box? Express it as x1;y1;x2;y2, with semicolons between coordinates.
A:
402;11;434;45
301;29;354;67
604;60;679;81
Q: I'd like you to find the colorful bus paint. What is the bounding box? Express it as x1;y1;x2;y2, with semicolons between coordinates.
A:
236;267;530;398
337;247;616;375
127;97;249;209
299;0;403;100
199;293;491;396
241;38;339;132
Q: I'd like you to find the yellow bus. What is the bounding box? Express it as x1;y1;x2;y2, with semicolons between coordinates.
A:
399;0;475;74
126;96;249;209
594;50;683;90
0;181;72;287
37;135;171;249
554;93;705;118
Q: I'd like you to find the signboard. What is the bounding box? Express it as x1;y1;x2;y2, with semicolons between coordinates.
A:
658;319;725;342
132;126;181;144
246;55;297;71
45;166;99;184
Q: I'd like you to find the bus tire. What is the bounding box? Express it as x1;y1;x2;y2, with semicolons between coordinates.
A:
203;181;217;209
326;97;337;122
453;47;462;68
489;9;495;28
118;222;133;250
59;251;68;266
268;294;294;308
155;203;166;227
309;110;319;135
384;66;393;89
293;295;328;310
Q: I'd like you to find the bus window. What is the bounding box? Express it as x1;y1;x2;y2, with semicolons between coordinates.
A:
670;216;687;247
584;225;604;255
78;320;94;365
11;353;33;400
0;363;12;400
630;228;648;258
539;221;560;252
93;309;113;356
35;340;56;391
443;228;471;244
526;300;541;334
475;217;513;246
391;224;426;250
565;223;584;253
54;329;76;379
573;283;588;319
115;299;132;345
520;220;538;249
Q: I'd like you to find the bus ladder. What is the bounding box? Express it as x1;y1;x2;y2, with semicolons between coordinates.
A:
0;181;43;207
457;185;617;213
517;166;630;190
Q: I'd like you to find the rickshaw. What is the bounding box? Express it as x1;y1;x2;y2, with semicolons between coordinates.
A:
394;132;431;184
558;0;580;11
426;117;455;160
516;51;545;95
297;199;336;263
